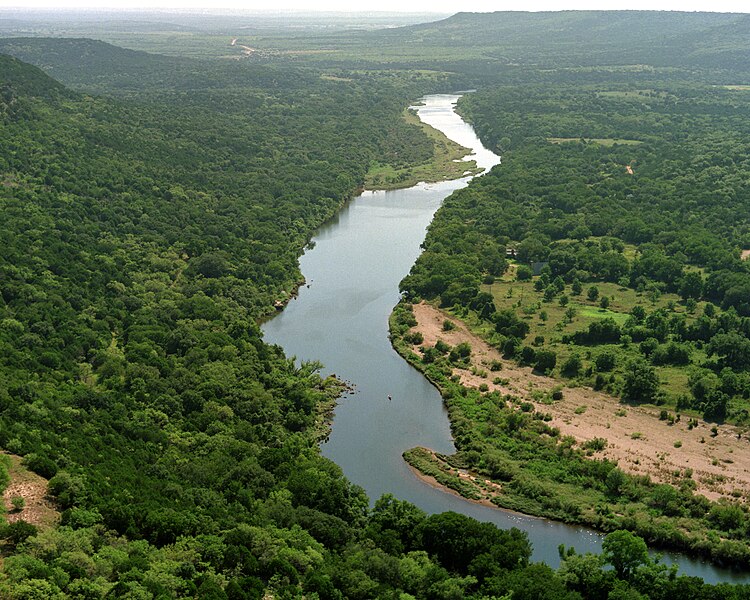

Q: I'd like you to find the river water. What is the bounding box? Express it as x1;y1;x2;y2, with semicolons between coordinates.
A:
261;93;747;584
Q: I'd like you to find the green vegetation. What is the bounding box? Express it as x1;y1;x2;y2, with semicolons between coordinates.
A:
3;7;750;596
394;55;750;569
0;47;473;597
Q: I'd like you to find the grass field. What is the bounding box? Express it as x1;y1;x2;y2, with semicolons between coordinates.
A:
456;271;705;405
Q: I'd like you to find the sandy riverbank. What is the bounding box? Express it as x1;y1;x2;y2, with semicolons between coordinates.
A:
408;302;750;502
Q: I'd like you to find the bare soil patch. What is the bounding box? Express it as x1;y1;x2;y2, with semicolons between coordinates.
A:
2;453;59;529
410;302;750;501
741;249;750;261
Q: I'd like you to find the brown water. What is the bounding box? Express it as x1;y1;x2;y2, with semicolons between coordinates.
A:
262;93;748;583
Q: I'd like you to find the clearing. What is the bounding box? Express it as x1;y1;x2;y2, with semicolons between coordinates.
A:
2;453;59;529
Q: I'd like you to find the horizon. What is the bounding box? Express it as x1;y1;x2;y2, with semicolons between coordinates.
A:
2;3;749;15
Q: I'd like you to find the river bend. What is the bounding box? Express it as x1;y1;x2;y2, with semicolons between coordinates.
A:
261;93;746;583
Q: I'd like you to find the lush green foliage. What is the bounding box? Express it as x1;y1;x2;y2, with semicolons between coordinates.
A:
4;8;750;595
0;48;448;597
402;82;750;422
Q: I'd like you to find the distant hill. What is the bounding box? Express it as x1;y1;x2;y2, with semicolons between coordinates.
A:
372;11;750;72
0;37;305;94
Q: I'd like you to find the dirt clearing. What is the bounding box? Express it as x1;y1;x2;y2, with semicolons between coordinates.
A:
2;453;59;529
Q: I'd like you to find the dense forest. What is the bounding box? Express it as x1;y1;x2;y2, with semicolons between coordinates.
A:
3;8;750;598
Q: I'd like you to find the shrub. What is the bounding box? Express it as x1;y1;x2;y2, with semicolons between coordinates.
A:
595;350;616;372
516;265;533;281
403;331;423;345
534;350;557;373
583;438;607;452
562;354;582;377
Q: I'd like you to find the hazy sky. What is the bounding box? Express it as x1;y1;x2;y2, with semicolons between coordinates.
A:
4;0;749;13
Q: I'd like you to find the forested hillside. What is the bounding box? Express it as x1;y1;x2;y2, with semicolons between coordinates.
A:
0;50;466;597
381;11;750;71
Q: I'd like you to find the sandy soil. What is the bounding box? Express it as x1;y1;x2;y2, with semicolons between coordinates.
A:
741;249;750;261
410;302;750;501
2;453;59;529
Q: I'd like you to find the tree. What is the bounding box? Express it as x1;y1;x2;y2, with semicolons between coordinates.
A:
630;305;646;323
0;520;37;549
534;350;557;373
415;512;530;573
494;309;530;339
367;494;426;555
601;530;649;580
707;332;750;371
587;286;599;302
517;264;533;281
622;359;659;403
595;350;616;372
562;354;582;377
679;271;703;300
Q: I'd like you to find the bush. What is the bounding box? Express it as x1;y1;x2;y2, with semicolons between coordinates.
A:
403;331;424;345
583;438;607;452
534;350;557;373
520;346;536;365
622;359;659;403
595;350;617;372
562;354;582;377
22;453;58;479
517;265;533;281
435;339;451;354
449;342;472;363
0;520;37;549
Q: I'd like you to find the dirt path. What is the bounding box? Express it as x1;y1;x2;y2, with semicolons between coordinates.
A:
410;302;750;501
2;453;59;529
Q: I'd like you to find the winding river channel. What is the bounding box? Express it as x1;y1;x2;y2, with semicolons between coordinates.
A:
262;93;747;584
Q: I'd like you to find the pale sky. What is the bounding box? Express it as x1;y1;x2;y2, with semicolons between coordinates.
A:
2;0;749;13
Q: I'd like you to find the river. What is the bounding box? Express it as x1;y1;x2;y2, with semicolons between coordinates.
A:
261;93;747;584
